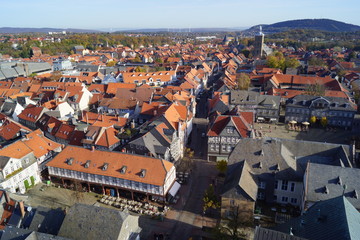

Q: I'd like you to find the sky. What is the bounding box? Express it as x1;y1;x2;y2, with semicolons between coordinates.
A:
1;0;360;30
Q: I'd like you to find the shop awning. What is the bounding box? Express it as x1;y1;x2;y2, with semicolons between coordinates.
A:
168;181;181;197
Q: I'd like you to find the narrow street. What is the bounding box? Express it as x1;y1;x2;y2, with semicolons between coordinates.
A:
168;159;218;240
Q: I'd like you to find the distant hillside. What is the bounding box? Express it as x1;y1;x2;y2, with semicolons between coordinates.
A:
244;19;360;35
116;27;246;33
0;27;101;34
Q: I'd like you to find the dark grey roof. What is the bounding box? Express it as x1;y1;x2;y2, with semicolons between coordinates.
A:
230;90;280;109
222;160;258;201
0;226;71;240
28;206;65;235
305;163;360;209
0;156;10;170
1;101;17;116
286;95;357;111
254;226;307;240
228;138;352;182
58;203;134;240
75;64;99;72
274;196;360;240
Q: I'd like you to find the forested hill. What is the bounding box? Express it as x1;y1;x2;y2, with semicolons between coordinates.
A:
244;19;360;34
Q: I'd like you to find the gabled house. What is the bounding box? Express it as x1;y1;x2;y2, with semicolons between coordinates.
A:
127;117;182;162
221;160;258;221
0;100;24;122
98;98;140;119
17;105;47;129
222;137;354;220
0;114;31;143
0;145;39;194
207;113;254;161
65;85;93;112
82;125;120;151
229;90;281;123
53;124;75;144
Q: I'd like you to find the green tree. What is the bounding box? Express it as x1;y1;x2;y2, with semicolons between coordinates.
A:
216;160;228;175
235;73;251;90
30;176;35;186
240;49;251;58
154;58;163;64
24;180;30;190
266;51;285;70
284;57;300;69
308;56;326;67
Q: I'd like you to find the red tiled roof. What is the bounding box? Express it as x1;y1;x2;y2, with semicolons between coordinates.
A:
47;146;174;186
18;105;44;123
207;113;253;138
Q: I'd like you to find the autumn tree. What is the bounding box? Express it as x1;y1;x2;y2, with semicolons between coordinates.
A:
134;66;146;72
203;184;220;213
106;60;116;67
132;55;142;63
235;73;251;90
267;51;300;71
310;116;317;124
320;116;328;127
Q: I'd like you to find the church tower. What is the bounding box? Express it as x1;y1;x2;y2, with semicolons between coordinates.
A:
253;26;264;58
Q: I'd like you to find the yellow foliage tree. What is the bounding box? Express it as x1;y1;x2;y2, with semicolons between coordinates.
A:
310;116;317;124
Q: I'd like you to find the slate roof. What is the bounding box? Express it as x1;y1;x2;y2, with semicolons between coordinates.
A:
229;90;280;109
305;163;360;210
286;95;357;111
225;138;353;202
0;226;71;240
273;196;360;240
254;226;308;240
28;206;65;235
58;203;137;240
222;160;258;201
129;121;174;156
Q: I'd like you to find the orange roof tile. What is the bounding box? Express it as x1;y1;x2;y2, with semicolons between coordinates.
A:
47;146;173;186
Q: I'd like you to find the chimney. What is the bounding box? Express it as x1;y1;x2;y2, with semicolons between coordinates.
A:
19;201;25;218
91;145;95;152
4;191;10;203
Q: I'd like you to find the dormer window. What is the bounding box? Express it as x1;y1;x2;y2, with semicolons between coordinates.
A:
140;169;146;178
120;165;127;174
102;163;109;171
67;158;74;165
85;160;91;168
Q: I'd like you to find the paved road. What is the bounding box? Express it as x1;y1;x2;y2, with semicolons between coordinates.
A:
139;159;218;240
168;159;218;240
